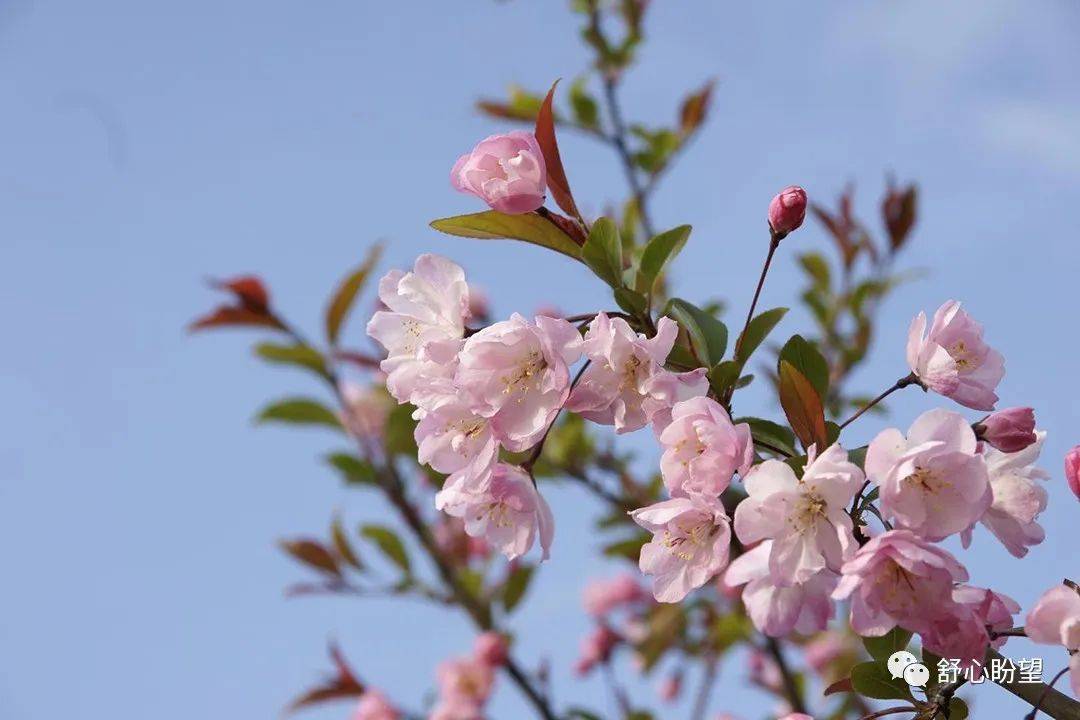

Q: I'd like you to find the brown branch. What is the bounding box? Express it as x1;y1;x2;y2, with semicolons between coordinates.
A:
838;372;921;430
763;635;807;714
985;649;1080;720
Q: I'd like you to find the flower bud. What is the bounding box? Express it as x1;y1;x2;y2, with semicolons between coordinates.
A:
975;407;1036;453
658;671;682;702
473;632;509;667
767;185;807;239
451;131;547;214
1065;445;1080;501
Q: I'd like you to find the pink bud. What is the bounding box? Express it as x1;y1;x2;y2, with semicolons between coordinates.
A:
976;407;1037;453
1065;445;1080;501
658;672;682;702
767;185;807;239
451;131;547;214
473;632;509;667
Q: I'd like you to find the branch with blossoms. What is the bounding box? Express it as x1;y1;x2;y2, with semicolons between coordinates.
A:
192;3;1080;720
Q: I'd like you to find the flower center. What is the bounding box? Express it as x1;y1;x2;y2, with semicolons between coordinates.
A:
948;339;981;372
790;491;828;533
903;465;947;494
501;350;546;401
661;516;715;560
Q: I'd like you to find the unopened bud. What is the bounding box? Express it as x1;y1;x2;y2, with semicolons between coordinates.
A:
768;185;808;239
974;407;1036;453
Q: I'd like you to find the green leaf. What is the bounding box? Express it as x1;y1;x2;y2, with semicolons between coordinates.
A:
256;397;343;431
325;452;377;486
799;252;831;289
502;564;535;612
384;403;419;458
581;217;624;288
254;342;328;376
566;710;604;720
734;307;788;365
635;224;691;293
949;698;969;720
665;298;728;366
850;661;913;701
325;244;383;344
739;416;798;457
778;334;830;399
863;627;913;661
569;77;599;129
603;535;647;562
360;524;410;574
430;211;582;260
614;288;648;316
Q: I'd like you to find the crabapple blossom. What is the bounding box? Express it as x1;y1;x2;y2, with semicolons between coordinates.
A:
657;396;753;498
802;631;858;680
768;186;808;239
367;254;470;403
455;313;582;452
340;382;393;444
431;654;495;720
436;463;554;561
725;541;837;637
353;690;400;720
451;131;547;214
833;529;969;637
1066;445;1080;501
415;395;499;490
975;406;1036;453
920;602;991;671
734;444;863;584
1025;584;1080;696
574;624;620;676
865;408;991;541
778;715;814;720
952;585;1020;650
906;300;1004;410
566;314;707;434
961;431;1048;558
473;632;509;667
582;573;649;617
630;494;732;602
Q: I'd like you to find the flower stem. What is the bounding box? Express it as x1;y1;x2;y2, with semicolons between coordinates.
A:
838;372;921;430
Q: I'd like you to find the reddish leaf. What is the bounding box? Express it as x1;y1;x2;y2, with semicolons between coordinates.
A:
679;79;715;137
882;179;917;252
810;186;874;271
285;643;364;714
535;80;581;221
279;539;342;577
539;208;587;246
189;306;282;332
332;349;382;370
824;677;854;696
778;360;828;452
213;275;270;312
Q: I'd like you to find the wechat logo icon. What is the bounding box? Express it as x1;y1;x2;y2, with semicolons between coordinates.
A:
888;650;929;688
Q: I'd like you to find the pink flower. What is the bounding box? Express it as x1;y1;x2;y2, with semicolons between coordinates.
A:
833;529;969;636
778;715;814;720
657;396;754;498
415;395;499;490
865;409;991;541
367;255;471;403
802;632;857;678
953;585;1020;650
433;655;495;720
451;131;547;214
658;672;682;702
340;382;393;443
961;431;1048;558
906;300;1005;411
630;495;732;602
919;603;990;672
582;573;648;617
353;691;400;720
976;407;1036;453
725;541;837;637
768;186;808;239
455;313;582;452
734;444;863;584
1026;585;1080;696
1066;445;1080;501
566;314;707;434
574;624;620;676
473;632;509;667
436;464;554;561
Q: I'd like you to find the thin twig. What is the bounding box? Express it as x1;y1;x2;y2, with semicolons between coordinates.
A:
690;655;719;720
838;372;921;430
1025;666;1073;720
763;635;807;714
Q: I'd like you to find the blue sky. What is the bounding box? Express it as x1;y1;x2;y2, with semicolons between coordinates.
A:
1;1;1078;719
